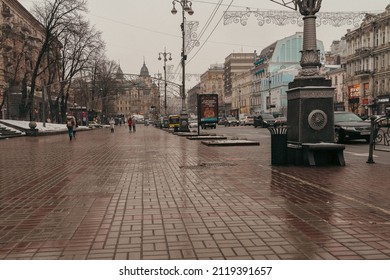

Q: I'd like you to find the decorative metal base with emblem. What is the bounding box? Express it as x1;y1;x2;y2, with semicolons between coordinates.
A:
286;79;345;166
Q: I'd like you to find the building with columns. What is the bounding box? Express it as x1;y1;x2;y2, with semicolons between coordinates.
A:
344;5;390;116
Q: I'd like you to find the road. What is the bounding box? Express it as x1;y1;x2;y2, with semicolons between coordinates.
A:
206;125;390;165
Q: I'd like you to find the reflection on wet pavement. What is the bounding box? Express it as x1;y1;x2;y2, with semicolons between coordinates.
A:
0;127;389;259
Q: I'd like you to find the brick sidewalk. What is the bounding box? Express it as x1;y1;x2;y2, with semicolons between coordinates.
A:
0;125;389;259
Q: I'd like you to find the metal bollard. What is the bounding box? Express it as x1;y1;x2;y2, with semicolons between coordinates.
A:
366;116;376;164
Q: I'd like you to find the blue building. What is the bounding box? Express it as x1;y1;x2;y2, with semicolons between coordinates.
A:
253;32;325;115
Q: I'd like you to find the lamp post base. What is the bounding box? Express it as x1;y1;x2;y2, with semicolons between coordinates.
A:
179;111;190;132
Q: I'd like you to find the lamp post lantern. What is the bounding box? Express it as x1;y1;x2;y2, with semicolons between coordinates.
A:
171;0;194;132
158;48;172;116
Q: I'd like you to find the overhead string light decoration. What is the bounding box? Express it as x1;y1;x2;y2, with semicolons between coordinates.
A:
224;8;366;27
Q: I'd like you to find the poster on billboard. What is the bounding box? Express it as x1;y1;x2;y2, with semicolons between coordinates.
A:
197;94;218;124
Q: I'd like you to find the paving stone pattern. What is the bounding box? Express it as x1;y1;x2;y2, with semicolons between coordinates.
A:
0;126;389;260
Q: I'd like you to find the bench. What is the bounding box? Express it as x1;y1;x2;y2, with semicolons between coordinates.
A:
301;143;345;166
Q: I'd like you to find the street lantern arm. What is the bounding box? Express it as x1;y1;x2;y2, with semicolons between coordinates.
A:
269;0;297;10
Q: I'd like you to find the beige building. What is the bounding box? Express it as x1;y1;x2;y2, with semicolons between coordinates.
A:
224;52;256;115
231;69;253;117
0;0;48;119
113;63;160;120
344;5;390;116
187;64;224;116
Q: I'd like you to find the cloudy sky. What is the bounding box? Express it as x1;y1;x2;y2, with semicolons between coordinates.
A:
19;0;388;88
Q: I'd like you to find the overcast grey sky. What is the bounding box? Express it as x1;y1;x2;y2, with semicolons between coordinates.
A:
19;0;388;87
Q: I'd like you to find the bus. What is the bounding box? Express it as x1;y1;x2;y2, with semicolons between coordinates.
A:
168;115;180;131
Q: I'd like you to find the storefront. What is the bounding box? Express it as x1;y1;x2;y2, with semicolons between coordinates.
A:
348;84;360;114
377;95;390;115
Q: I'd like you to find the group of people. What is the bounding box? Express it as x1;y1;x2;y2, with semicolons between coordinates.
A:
108;115;137;133
67;115;138;139
127;116;136;132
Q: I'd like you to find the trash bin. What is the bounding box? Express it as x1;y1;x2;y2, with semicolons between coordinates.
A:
268;126;288;165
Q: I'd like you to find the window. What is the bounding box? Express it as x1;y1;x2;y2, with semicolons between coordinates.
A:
375;30;379;46
382;54;385;68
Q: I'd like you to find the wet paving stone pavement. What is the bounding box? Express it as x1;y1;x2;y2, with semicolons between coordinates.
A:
0;126;389;260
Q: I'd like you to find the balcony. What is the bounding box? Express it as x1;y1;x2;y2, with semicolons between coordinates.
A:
355;47;372;57
354;70;372;77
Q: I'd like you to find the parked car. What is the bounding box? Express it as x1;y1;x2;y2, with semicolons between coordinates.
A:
334;111;371;143
274;116;287;127
239;115;246;126
224;116;239;126
218;117;227;126
201;122;217;129
242;115;255;126
254;114;276;128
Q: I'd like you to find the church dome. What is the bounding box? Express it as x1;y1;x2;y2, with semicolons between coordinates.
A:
140;61;150;77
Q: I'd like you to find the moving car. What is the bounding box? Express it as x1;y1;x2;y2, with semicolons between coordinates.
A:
242;115;255;126
224;116;239;126
334;111;371;143
254;114;276;128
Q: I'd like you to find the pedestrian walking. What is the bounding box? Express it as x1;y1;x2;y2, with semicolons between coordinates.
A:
132;116;136;132
66;116;74;141
109;117;115;133
127;117;132;132
73;117;78;139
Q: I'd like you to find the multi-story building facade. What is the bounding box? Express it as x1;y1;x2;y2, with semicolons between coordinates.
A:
231;69;253;117
326;67;346;111
344;5;390;116
73;63;160;123
0;0;49;120
224;52;256;115
112;63;159;120
253;32;325;115
187;82;201;116
188;64;224;117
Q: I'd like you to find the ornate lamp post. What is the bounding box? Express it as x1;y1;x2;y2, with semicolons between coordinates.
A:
171;0;194;132
271;0;323;81
158;48;172;116
270;0;345;166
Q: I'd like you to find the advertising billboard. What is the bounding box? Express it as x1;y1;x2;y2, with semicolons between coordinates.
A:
197;94;218;124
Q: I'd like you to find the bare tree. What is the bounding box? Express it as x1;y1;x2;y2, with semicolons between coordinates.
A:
54;16;105;122
21;0;88;120
93;59;119;124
